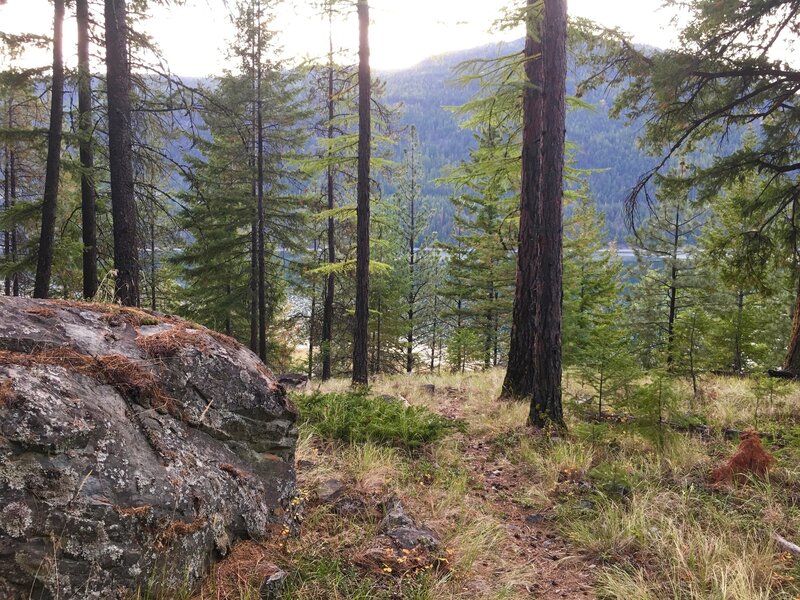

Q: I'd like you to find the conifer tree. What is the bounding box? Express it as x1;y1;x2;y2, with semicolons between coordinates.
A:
76;0;97;299
628;180;706;369
352;0;371;385
33;0;65;298
105;0;139;306
563;195;635;418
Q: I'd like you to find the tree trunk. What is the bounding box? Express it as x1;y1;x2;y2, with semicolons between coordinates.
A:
77;0;97;299
733;289;744;373
352;0;371;385
149;219;156;310
250;218;258;352
10;142;17;297
406;129;417;374
105;0;139;306
249;62;258;354
782;276;800;374
502;0;543;399
33;0;65;299
322;24;335;381
256;0;267;363
309;273;316;379
3;100;10;296
530;0;567;428
666;206;680;368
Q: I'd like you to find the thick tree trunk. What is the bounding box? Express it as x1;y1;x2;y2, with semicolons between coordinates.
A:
782;277;800;374
352;0;371;385
502;1;543;399
530;0;567;428
33;0;65;299
322;29;335;381
105;0;139;306
77;0;97;299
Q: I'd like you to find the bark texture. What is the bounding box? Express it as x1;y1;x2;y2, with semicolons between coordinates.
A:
352;0;371;385
33;0;65;299
77;0;97;299
105;0;139;306
529;0;567;428
502;1;543;400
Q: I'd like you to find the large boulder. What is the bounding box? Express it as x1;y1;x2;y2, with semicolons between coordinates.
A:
0;297;298;599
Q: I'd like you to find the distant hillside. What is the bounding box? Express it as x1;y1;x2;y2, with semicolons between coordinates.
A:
379;40;655;242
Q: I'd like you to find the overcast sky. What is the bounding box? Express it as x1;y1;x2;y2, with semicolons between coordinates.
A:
1;0;681;75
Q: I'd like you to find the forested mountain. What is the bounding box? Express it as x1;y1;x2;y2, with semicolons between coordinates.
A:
380;39;653;241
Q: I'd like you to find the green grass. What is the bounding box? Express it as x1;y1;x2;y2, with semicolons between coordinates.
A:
293;391;465;450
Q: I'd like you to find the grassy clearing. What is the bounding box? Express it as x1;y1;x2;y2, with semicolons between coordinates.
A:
188;369;800;599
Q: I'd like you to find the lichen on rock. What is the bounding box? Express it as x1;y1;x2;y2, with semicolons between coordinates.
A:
0;297;298;599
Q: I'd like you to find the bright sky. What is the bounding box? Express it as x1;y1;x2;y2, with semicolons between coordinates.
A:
0;0;680;75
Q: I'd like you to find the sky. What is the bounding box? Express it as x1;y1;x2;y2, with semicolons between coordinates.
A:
0;0;681;75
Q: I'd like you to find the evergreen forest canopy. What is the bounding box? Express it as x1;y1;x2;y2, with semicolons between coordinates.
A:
2;0;800;423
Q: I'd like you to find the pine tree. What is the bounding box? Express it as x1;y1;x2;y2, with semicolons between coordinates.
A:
563;195;635;418
33;0;65;298
628;177;707;369
105;0;139;306
352;0;371;385
76;0;97;299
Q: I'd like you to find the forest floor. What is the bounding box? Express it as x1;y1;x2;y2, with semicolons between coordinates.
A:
203;370;800;599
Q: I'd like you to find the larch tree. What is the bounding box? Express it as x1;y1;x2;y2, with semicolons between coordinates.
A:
105;0;139;306
352;0;371;385
33;0;65;298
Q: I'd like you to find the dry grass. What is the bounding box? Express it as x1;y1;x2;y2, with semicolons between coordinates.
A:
181;370;800;599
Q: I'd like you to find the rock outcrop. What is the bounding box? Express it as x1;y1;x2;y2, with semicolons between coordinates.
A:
0;297;298;599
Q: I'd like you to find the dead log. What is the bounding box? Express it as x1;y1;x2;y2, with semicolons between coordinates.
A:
774;533;800;557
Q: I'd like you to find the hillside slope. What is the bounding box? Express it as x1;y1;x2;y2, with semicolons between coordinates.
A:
380;40;654;241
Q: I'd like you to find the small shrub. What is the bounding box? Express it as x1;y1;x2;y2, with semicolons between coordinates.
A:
293;392;464;450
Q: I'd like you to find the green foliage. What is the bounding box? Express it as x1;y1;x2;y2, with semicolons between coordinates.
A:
619;373;681;453
564;195;638;416
293;391;464;450
750;374;792;429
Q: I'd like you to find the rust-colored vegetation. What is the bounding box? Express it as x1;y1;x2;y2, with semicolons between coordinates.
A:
25;307;58;319
219;463;251;481
0;377;15;408
192;540;282;600
136;326;210;359
712;430;776;483
0;348;177;416
115;504;152;518
48;299;163;328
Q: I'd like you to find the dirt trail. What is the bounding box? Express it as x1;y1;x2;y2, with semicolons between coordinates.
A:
438;388;596;599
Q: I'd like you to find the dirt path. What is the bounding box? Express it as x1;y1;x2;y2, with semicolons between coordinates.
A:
438;388;596;599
